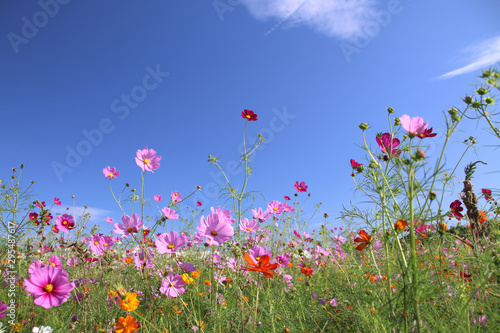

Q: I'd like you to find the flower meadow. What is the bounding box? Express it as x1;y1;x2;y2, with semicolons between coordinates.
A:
1;70;500;333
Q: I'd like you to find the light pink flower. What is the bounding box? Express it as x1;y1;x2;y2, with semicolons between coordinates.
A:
135;147;161;172
161;207;179;220
23;266;75;309
171;191;182;203
399;115;436;138
154;195;162;201
105;217;113;223
102;166;120;179
114;214;143;237
197;213;234;246
240;218;259;233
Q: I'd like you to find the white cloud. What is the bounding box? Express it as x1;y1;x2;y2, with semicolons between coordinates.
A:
436;35;500;80
240;0;378;39
51;205;113;224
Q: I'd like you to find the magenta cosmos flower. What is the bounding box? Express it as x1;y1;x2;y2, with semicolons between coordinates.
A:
196;213;234;246
155;231;186;254
399;115;436;139
449;200;464;220
160;272;186;298
23;266;75;309
55;214;75;234
154;195;162;201
135;147;161;172
114;214;143;237
294;181;308;192
267;200;284;215
241;109;258;121
376;133;401;157
102;166;120;179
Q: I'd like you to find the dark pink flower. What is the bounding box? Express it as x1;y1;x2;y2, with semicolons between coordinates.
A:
482;188;492;201
350;159;362;169
376;133;401;157
135;147;161;172
55;214;75;234
284;196;291;201
241;109;258;121
449;200;464;220
294;181;308;192
0;300;7;319
416;128;437;139
196;201;202;207
102;166;120;179
54;197;61;205
23;266;75;309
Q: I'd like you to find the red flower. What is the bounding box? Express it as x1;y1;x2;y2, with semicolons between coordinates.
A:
449;200;464;220
300;266;313;277
350;159;362;169
416;127;437;139
54;197;61;205
354;230;373;251
482;188;492;201
459;272;472;282
241;109;258;121
242;254;278;278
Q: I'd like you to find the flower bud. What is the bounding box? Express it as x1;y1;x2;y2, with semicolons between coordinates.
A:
439;222;448;232
485;97;495;105
448;108;458;115
20;164;25;169
452;115;461;122
476;88;488;95
481;70;492;78
196;185;201;190
414;149;426;161
356;165;365;173
323;213;329;218
394;118;401;126
463;96;473;104
359;123;369;130
387;107;394;114
429;191;436;200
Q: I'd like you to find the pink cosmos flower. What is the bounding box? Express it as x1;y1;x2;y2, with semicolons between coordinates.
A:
376;133;401;157
154;195;162;201
55;214;75;234
252;207;270;222
210;206;236;224
53;197;61;205
179;262;196;273
196;201;202;207
170;191;182;203
134;248;155;269
399;115;436;139
350;159;362;169
482;188;492;201
240;218;259;233
155;231;186;254
267;200;284;215
160;272;186;298
161;207;179;220
294;181;308;192
102;166;120;179
105;217;113;223
48;256;62;269
29;260;47;274
0;300;7;319
196;213;234;246
281;202;295;213
135;147;161;172
276;254;289;267
23;266;75;309
114;214;143;237
248;245;272;263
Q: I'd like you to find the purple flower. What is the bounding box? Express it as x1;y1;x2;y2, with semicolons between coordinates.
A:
330;298;338;306
114;214;143;237
0;300;7;319
135;147;161;172
23;266;75;309
155;231;186;254
160;273;186;298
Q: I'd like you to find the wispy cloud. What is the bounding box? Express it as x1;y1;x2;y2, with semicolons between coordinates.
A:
436;35;500;80
51;205;113;224
240;0;378;39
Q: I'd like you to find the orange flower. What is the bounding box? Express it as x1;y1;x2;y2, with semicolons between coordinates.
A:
439;222;448;231
125;257;133;264
204;280;211;286
466;224;471;229
119;292;140;312
191;270;201;278
242;254;278;278
115;314;138;333
300;266;313;277
394;220;408;232
354;230;373;251
479;211;487;223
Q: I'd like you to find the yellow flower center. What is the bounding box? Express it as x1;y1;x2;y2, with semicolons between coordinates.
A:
51;262;56;266
44;284;54;292
62;220;67;225
108;173;114;178
94;241;99;245
127;227;133;233
168;243;175;249
103;243;108;247
246;227;251;231
144;158;150;164
255;256;261;261
298;186;301;190
211;230;218;236
246;114;251;118
273;207;278;211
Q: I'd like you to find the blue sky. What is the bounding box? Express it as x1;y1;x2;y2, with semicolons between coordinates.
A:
1;0;500;235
